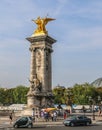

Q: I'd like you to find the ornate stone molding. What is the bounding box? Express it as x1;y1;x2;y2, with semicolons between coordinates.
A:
26;35;56;44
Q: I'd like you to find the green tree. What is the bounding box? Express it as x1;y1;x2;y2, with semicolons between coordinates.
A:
64;88;73;105
53;86;66;104
72;83;97;105
0;88;5;104
13;85;29;104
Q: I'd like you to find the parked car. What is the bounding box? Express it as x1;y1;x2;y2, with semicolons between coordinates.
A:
63;115;92;126
13;116;33;128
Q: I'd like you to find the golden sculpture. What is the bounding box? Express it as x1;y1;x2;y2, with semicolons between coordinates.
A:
32;16;55;36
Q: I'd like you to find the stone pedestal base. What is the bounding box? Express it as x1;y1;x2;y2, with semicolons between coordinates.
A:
21;108;33;116
14;107;39;117
27;91;54;109
27;96;40;108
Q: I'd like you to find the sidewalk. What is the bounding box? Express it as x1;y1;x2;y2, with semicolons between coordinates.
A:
91;116;102;124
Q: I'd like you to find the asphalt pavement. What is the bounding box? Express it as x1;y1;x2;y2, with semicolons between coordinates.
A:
0;114;102;129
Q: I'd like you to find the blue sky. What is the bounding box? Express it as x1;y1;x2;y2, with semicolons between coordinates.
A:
0;0;102;88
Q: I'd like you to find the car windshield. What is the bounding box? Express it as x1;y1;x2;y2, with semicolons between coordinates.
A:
29;116;32;120
66;115;88;120
66;116;77;120
78;116;88;119
20;117;28;121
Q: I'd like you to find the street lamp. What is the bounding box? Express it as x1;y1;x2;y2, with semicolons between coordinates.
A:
89;96;101;120
97;96;102;116
82;105;86;116
89;97;95;120
66;88;73;113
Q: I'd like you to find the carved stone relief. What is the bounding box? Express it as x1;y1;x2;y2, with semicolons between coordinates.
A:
36;50;41;71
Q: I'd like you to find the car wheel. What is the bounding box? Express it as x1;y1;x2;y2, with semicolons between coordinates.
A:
28;124;33;128
70;122;75;127
86;122;90;126
14;124;18;128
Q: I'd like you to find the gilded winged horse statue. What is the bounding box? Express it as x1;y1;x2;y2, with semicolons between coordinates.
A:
32;16;55;36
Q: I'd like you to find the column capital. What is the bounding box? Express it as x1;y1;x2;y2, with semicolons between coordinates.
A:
26;35;56;44
29;46;36;52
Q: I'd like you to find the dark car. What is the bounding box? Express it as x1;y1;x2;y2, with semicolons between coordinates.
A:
63;115;92;126
13;116;33;128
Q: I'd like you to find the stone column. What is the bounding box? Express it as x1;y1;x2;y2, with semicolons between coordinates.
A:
48;49;53;91
26;35;56;108
29;46;36;81
40;47;46;91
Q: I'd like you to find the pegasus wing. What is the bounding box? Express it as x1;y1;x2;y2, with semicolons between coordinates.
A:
32;17;41;25
46;18;55;21
32;19;38;24
44;18;55;24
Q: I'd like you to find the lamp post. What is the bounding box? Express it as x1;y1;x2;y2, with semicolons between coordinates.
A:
82;105;86;116
97;96;102;116
89;96;95;120
89;96;101;120
66;88;73;114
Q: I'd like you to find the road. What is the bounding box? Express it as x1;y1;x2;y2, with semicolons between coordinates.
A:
0;114;102;130
12;125;102;130
0;122;102;130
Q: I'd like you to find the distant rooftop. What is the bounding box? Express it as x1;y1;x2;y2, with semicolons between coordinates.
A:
91;77;102;87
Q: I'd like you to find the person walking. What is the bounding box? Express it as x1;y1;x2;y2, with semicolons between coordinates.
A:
51;112;54;121
64;112;67;119
98;106;101;116
9;113;13;124
53;111;57;121
35;111;39;121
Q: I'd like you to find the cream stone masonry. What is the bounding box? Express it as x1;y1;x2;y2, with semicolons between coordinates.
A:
26;35;56;109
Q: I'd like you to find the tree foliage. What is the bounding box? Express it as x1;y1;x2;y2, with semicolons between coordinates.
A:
53;83;102;105
52;86;66;104
0;83;102;106
0;86;29;105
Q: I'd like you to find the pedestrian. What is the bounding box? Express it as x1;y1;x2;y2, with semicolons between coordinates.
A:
9;113;13;124
41;111;45;121
64;112;67;119
53;111;57;121
51;112;54;121
32;110;35;122
35;111;39;121
98;106;101;116
44;111;49;122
